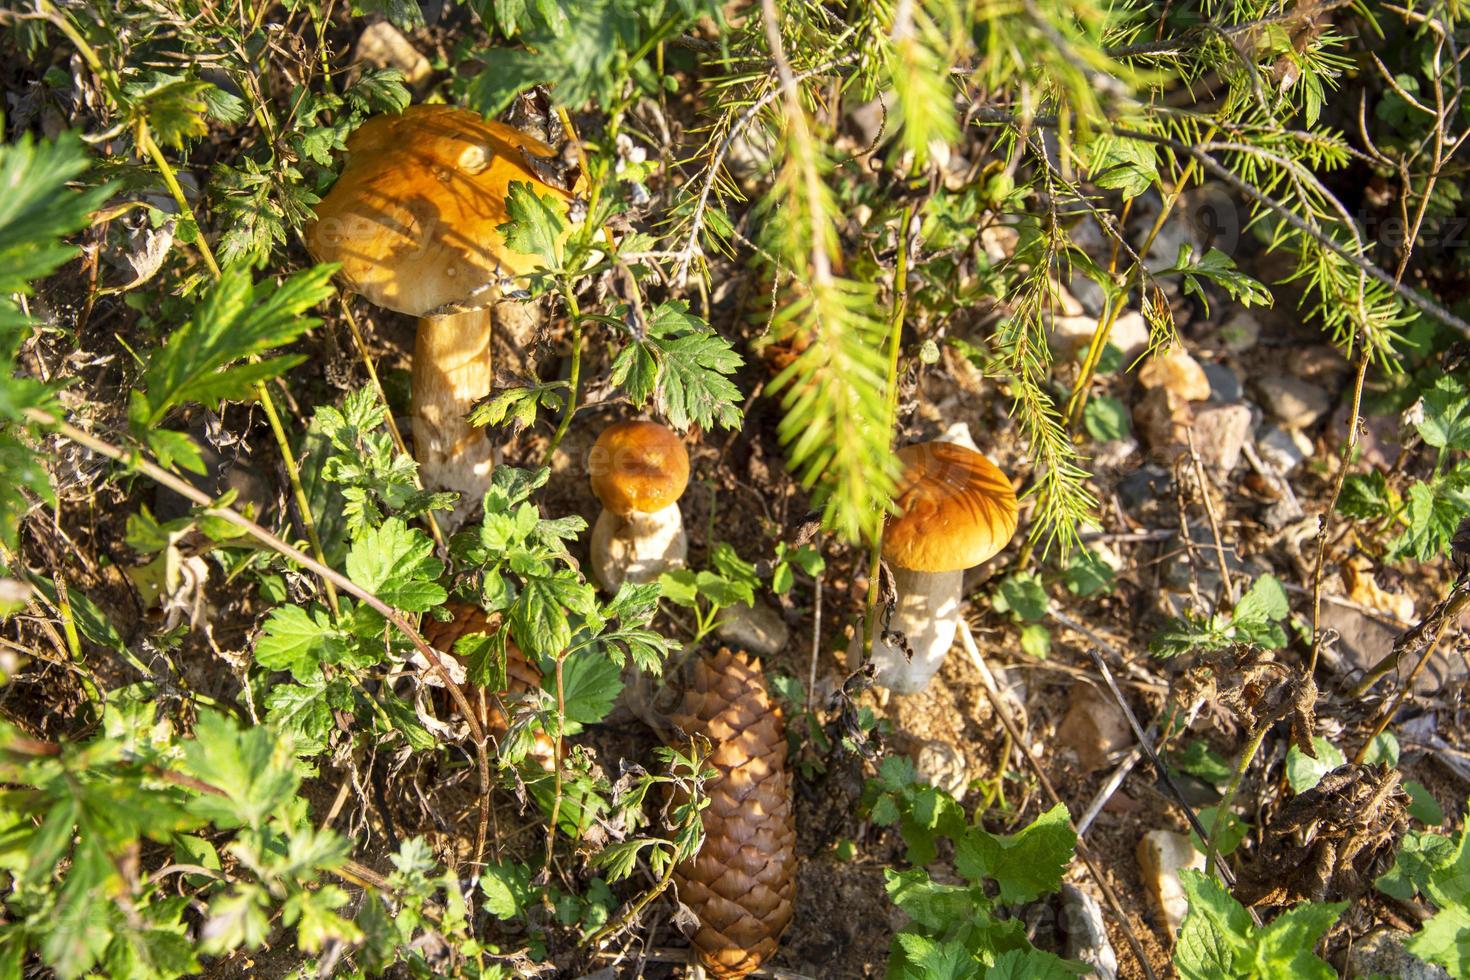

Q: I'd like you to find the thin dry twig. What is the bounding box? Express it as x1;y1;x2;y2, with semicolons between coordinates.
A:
956;621;1161;980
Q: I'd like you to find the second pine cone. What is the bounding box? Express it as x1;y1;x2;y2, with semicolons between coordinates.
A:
670;647;797;978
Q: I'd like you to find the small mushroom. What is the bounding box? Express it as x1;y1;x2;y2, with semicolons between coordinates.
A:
588;420;689;591
859;440;1018;694
306;105;574;524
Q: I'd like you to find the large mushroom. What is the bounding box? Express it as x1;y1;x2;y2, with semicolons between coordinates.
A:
859;439;1018;694
305;104;573;522
588;420;690;591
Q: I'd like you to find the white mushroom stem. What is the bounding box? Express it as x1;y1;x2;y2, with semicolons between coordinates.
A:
857;421;981;694
590;503;688;591
412;308;493;525
857;567;963;695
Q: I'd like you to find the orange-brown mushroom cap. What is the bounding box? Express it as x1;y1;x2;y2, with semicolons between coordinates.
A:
305;104;571;317
882;441;1019;573
589;421;690;516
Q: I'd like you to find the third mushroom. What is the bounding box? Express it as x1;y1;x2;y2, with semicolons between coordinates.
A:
859;439;1019;694
588;419;690;591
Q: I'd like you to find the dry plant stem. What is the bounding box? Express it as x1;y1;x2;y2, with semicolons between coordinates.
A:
956;623;1158;980
25;408;494;865
1081;644;1251;900
1187;427;1235;606
1307;348;1370;676
1353;632;1449;766
1350;578;1470;698
339;299;445;552
862;205;913;659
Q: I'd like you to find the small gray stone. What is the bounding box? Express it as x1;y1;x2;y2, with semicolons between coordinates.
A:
1061;884;1118;980
1192;403;1253;473
1257;425;1311;473
1345;928;1451;980
913;740;968;800
1201;362;1243;403
1218;312;1261;353
1137;830;1203;938
1254;374;1332;429
1116;465;1171;513
715;600;790;658
1048;310;1151;360
1162;525;1264;596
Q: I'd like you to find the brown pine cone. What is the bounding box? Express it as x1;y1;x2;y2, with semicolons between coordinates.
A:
422;602;554;766
670;648;796;978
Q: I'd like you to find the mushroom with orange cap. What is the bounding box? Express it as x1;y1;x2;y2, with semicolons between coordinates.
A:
857;439;1018;694
588;420;690;591
305;104;575;524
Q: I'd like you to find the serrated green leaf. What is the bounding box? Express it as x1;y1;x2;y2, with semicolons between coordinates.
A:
128;263;335;433
554;648;623;727
610;301;743;432
498;180;567;268
954;803;1075;904
1418;376;1470;451
256;605;346;682
344;518;446;612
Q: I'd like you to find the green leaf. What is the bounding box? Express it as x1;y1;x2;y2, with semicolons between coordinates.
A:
1232;574;1289;624
954;803;1076;904
127;263;335;433
1377;828;1458;902
122;73;221;148
1285;737;1347;794
1190;806;1249;858
1362;731;1400;768
0;133;112;298
1082;394;1131;441
498;180;567;268
891;931;974;979
180;712;299;830
1406;781;1446;825
1418;375;1470;451
992;572;1049;623
555;648;623;727
1063;549;1115;597
1338;469;1396;521
987;948;1089;979
1164;245;1271;313
610;301;743;432
1087;133;1157;199
256;605;346;682
344;518;446;612
1392;468;1470;561
512;569;595;659
1171;740;1232;786
1175;870;1253;976
1020;623;1051;659
262;678;338;755
1408;904;1470;976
